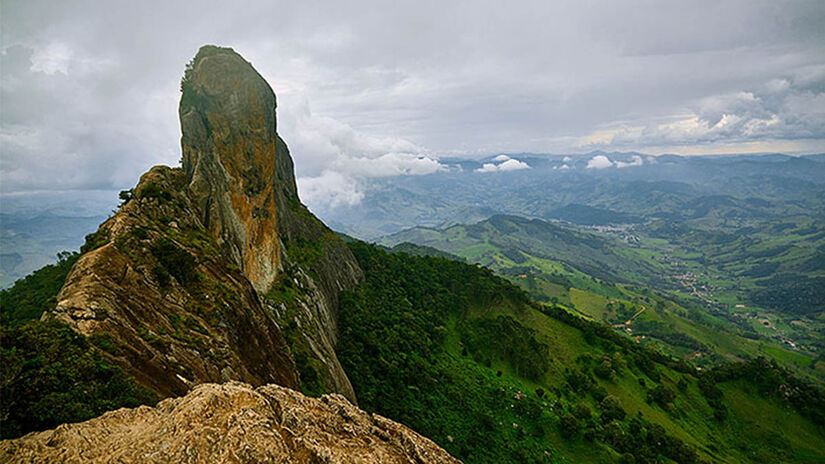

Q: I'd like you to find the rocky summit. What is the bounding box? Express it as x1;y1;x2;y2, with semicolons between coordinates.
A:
180;45;287;294
44;45;362;400
0;382;460;463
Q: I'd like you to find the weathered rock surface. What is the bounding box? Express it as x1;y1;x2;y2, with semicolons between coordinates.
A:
0;382;460;463
180;45;285;294
47;166;300;396
179;45;363;400
44;45;362;400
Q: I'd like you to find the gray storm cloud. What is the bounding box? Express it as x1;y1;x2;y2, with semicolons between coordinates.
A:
579;66;825;150
1;0;824;210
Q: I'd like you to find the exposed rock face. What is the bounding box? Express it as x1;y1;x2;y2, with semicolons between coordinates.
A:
0;382;460;463
44;46;363;401
180;45;286;294
47;166;300;396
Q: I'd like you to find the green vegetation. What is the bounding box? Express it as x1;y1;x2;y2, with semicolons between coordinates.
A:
118;188;133;205
0;320;157;439
284;199;343;272
338;242;561;462
265;270;328;397
0;251;79;322
0;234;159;440
81;229;109;253
389;242;466;261
702;358;825;426
357;157;825;382
150;237;197;287
338;240;825;463
750;274;825;316
461;315;550;381
285;236;326;270
137;182;172;202
382;214;824;382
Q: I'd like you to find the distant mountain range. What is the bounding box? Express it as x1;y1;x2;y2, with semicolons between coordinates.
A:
313;152;825;240
0;211;108;287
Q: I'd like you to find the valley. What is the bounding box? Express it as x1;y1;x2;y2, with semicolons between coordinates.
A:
381;213;825;382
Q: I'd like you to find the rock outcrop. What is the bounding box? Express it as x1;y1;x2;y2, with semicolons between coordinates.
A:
44;45;362;401
0;382;460;463
179;45;286;294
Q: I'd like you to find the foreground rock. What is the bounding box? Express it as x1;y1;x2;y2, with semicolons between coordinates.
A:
0;382;460;463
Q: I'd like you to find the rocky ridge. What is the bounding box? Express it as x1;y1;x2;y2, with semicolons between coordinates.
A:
0;381;460;463
44;45;362;400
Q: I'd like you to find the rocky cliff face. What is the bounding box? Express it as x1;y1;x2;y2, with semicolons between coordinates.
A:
44;46;362;401
1;382;460;463
180;45;286;294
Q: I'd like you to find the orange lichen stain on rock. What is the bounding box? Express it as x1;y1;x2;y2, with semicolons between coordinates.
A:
214;131;281;291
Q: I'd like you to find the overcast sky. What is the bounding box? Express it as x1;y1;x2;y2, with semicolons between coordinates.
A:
2;0;824;210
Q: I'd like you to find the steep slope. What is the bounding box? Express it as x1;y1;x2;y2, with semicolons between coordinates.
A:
381;214;820;381
43;45;362;400
0;382;459;464
336;241;825;463
179;44;287;294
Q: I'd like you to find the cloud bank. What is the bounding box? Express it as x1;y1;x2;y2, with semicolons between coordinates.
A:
288;99;444;209
615;155;644;168
1;0;824;212
578;65;825;152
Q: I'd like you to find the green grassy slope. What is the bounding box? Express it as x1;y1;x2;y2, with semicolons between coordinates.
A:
381;215;823;381
337;241;825;463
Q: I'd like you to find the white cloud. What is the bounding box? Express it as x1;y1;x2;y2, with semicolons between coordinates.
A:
2;0;824;204
29;43;72;75
586;155;613;169
279;98;446;210
562;156;572;162
615;155;643;168
498;159;531;171
492;154;511;162
476;158;531;173
553;164;570;170
297;170;364;209
476;163;499;173
334;152;444;177
577;68;825;152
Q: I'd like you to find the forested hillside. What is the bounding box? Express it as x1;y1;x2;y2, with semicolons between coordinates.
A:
383;214;825;381
337;241;825;463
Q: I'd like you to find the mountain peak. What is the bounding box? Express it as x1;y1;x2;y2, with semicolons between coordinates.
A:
44;46;362;401
179;45;295;293
180;45;277;142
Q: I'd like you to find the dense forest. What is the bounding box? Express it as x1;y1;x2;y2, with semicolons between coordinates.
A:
0;239;157;439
